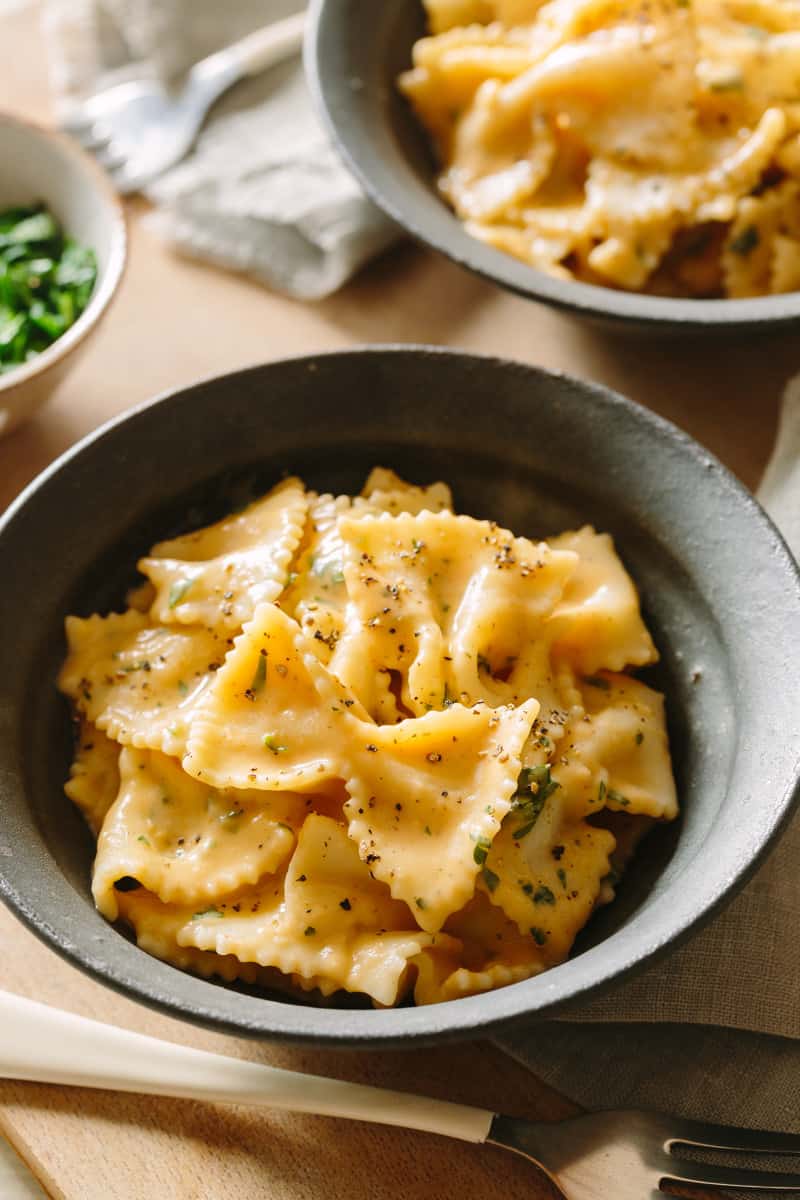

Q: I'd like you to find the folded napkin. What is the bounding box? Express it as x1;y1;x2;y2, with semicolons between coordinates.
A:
498;378;800;1134
43;0;397;300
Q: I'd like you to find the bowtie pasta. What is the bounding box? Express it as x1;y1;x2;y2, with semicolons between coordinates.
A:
58;469;677;1008
399;0;800;297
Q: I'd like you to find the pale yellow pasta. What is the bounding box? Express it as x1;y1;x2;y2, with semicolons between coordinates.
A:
64;721;121;837
59;611;230;756
546;525;658;673
59;468;678;1007
93;747;304;919
400;0;800;297
139;477;307;631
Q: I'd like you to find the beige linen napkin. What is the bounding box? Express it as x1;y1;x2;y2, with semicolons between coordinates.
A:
43;0;397;299
498;379;800;1132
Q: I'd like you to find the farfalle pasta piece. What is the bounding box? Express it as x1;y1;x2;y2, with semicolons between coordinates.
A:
64;720;121;836
483;774;616;960
330;510;577;719
184;602;369;792
358;467;453;514
114;888;270;986
344;698;538;933
546;525;658;673
575;671;678;820
139;477;307;631
93;747;304;919
414;892;547;1002
58;611;229;756
182;815;450;1005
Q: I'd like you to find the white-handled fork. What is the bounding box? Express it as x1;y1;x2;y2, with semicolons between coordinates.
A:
2;989;800;1197
60;12;306;194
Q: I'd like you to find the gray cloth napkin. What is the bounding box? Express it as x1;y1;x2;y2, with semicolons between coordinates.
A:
497;378;800;1133
43;0;397;299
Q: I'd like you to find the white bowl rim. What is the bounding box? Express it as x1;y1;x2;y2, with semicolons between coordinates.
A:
0;110;127;394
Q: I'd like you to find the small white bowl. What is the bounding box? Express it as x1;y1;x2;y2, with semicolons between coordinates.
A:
0;112;127;436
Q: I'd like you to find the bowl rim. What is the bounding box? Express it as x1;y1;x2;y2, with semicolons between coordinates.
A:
306;0;800;330
0;110;128;395
1;345;800;1045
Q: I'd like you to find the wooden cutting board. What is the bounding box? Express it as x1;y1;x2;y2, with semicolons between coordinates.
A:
0;4;782;1198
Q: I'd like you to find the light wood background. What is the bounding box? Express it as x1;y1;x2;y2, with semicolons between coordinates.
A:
0;3;788;1197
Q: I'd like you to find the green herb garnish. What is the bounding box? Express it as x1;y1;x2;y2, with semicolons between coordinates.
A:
0;204;96;374
473;835;492;865
583;674;610;690
607;788;631;807
251;653;267;692
263;733;288;755
192;907;223;920
482;866;500;892
168;578;193;609
512;764;560;839
530;926;548;946
533;885;556;905
304;925;316;936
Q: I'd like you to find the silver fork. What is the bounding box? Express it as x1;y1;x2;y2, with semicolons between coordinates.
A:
3;990;800;1197
60;12;306;194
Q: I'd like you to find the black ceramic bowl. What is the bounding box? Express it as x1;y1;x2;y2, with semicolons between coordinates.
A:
308;0;800;333
1;348;799;1046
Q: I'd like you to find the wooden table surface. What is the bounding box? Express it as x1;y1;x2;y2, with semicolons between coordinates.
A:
0;4;793;1198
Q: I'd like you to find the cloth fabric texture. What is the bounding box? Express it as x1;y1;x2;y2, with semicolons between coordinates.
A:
497;378;800;1134
43;0;397;299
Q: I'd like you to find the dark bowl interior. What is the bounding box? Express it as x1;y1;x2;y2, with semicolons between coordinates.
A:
308;0;800;333
1;348;798;1046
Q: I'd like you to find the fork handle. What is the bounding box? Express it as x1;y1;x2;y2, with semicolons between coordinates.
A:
0;990;493;1144
190;13;306;94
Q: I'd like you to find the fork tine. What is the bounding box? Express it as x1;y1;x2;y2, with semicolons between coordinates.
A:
668;1117;800;1157
662;1158;800;1192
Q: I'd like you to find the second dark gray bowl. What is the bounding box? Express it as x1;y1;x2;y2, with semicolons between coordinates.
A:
1;347;799;1045
308;0;800;333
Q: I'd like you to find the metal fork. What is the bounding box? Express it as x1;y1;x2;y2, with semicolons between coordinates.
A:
60;12;306;194
3;991;800;1197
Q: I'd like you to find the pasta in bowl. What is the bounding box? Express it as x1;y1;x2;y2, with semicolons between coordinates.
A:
58;466;677;1009
397;0;800;298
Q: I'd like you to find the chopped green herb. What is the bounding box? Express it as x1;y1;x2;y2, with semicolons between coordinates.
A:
251;653;267;692
482;866;500;892
424;824;432;836
137;835;150;846
263;733;288;755
304;925;316;936
530;926;548;946
443;683;454;707
277;821;294;833
583;674;610;691
557;868;567;889
607;788;631;807
177;679;189;697
730;225;759;256
477;653;492;675
533;885;556;905
598;779;607;805
193;907;223;920
473;835;492;865
0;204;96;375
412;538;425;552
286;571;298;587
339;898;351;911
511;763;560;838
635;731;644;746
168;578;193;609
415;897;427;910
